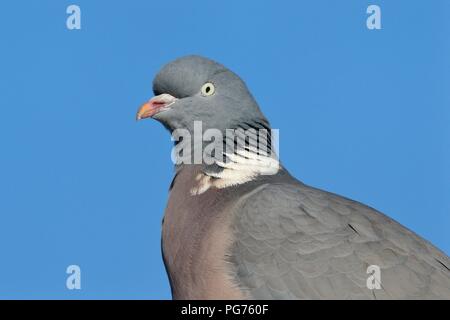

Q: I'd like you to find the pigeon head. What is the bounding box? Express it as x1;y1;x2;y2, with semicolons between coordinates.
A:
137;55;269;133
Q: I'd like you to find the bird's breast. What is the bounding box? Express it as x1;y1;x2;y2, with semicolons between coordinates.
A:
161;166;247;299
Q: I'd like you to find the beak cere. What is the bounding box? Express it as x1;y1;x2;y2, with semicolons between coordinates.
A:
136;93;178;121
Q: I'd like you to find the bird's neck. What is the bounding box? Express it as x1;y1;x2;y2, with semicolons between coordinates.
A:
173;144;280;196
170;121;280;194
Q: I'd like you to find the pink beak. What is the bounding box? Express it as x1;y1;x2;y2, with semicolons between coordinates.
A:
136;94;178;121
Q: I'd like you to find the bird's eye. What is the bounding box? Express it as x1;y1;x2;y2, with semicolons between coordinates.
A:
201;82;215;96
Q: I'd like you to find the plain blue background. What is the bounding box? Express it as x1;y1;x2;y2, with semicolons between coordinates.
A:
0;1;448;299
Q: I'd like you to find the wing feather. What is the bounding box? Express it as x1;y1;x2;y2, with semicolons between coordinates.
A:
230;183;450;299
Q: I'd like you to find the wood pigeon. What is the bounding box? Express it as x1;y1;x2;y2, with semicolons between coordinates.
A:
136;56;450;299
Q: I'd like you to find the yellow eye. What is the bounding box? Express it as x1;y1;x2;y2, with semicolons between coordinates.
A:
201;82;215;96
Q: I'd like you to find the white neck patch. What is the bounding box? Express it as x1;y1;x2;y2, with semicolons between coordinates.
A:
190;149;280;195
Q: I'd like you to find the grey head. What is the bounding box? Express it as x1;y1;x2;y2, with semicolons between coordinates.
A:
137;55;270;134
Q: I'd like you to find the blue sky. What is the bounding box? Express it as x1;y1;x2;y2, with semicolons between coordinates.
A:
0;1;448;299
